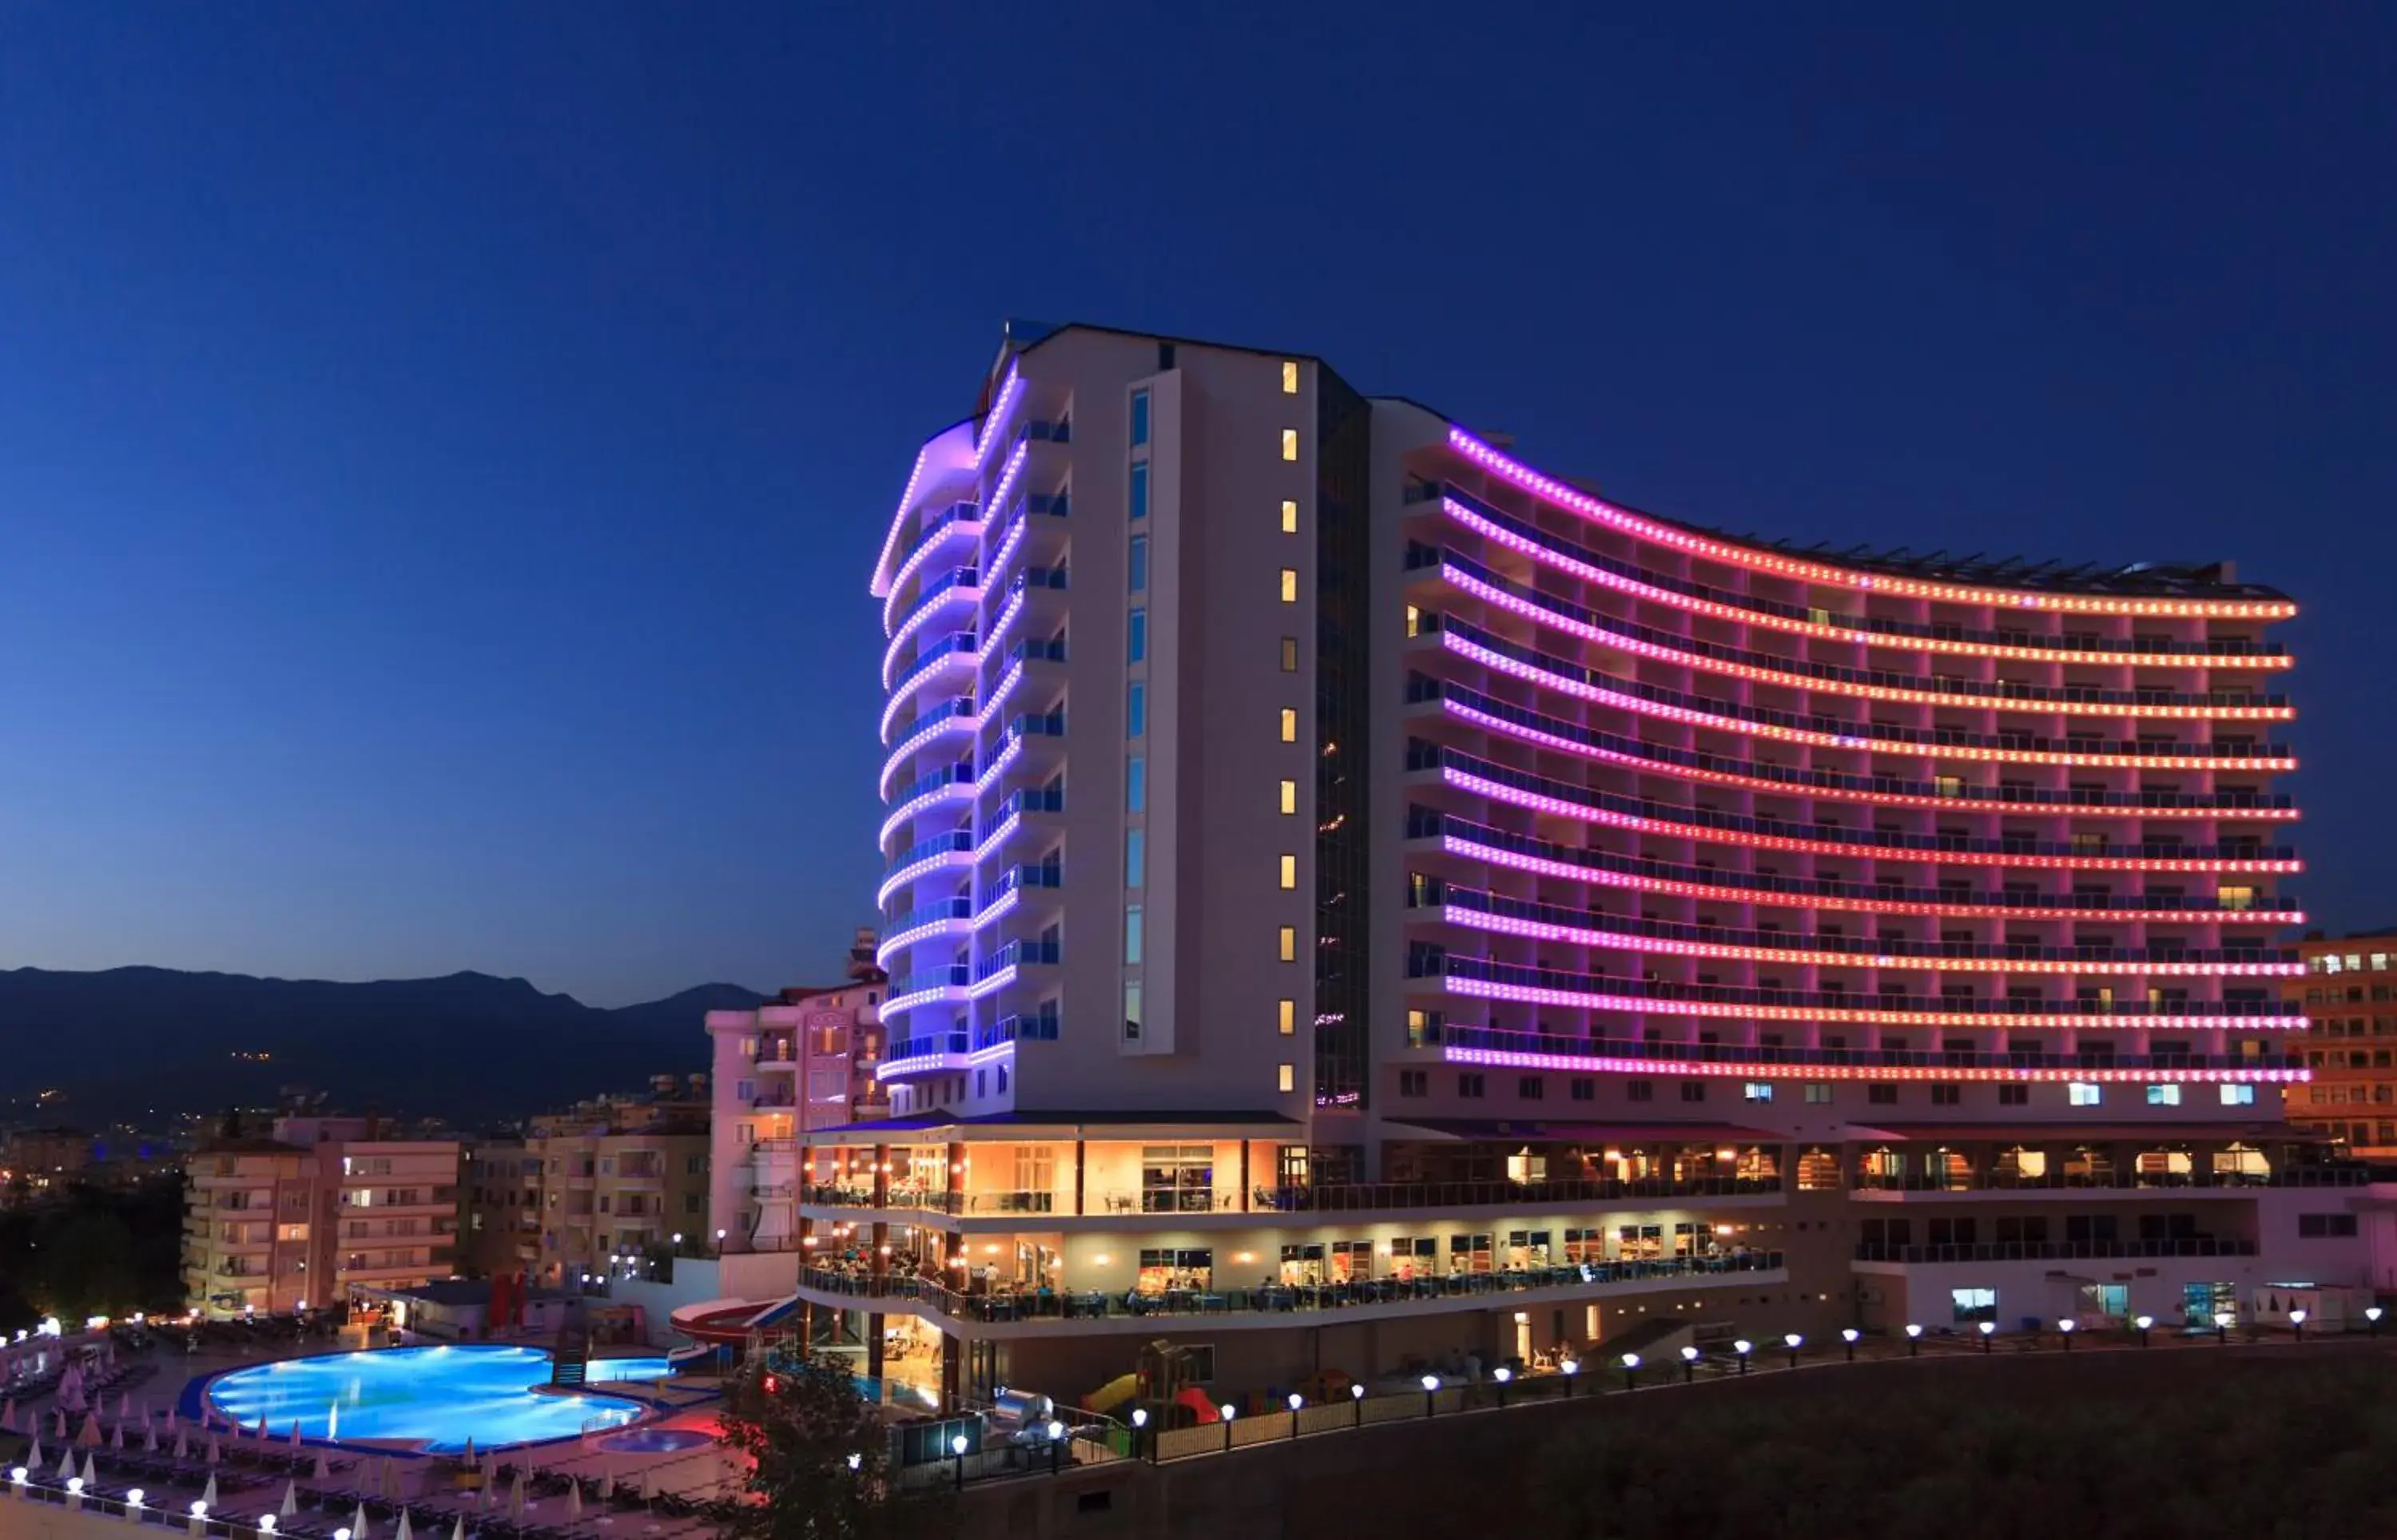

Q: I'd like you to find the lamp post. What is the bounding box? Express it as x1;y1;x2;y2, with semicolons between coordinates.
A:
1130;1407;1149;1462
2133;1313;2154;1348
1560;1358;1580;1398
1978;1321;1995;1354
1783;1333;1803;1371
1493;1366;1512;1408
2370;1305;2386;1337
1350;1383;1364;1427
1619;1353;1640;1393
2290;1308;2308;1344
1679;1344;1699;1384
1047;1419;1066;1475
1840;1328;1859;1363
1219;1405;1237;1454
950;1432;968;1490
1733;1340;1752;1375
2057;1319;2075;1351
1904;1324;1922;1357
1286;1393;1303;1440
2213;1311;2232;1346
1421;1374;1441;1418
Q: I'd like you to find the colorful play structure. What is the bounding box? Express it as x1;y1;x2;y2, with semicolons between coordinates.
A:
665;1293;806;1368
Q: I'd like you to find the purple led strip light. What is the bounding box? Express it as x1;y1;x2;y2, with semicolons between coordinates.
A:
1437;974;2303;1032
880;643;977;743
1440;1044;2306;1086
882;509;985;631
974;367;1024;474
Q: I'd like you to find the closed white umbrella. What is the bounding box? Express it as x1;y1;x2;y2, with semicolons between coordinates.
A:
566;1481;583;1522
352;1502;372;1540
78;1412;103;1447
144;1422;158;1454
380;1457;397;1499
1;1398;14;1431
173;1428;189;1459
79;1453;96;1487
280;1480;298;1518
507;1470;526;1522
117;1392;131;1420
312;1451;330;1482
111;1420;125;1451
450;1514;467;1540
55;1442;75;1478
460;1436;475;1471
288;1421;304;1448
54;1407;68;1437
167;1408;179;1433
24;1435;41;1471
200;1474;219;1510
395;1509;413;1540
206;1435;222;1465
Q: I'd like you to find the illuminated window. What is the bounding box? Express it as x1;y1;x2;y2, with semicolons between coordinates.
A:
1280;637;1298;672
1127;608;1147;664
2145;1084;2181;1106
1278;999;1295;1034
1280;498;1298;534
1125;830;1146;889
1125;906;1143;965
1405;605;1421;637
1129;461;1149;520
1126;756;1146;812
1129;535;1149;593
1281;360;1298;394
2068;1082;2102;1106
2221;1083;2256;1105
1278;854;1297;890
1130;389;1151;447
1279;779;1296;815
1127;681;1147;738
1279;568;1298;603
2218;885;2256;911
1278;926;1297;963
1279;707;1298;743
1123;982;1143;1042
1281;429;1298;462
1277;1063;1296;1093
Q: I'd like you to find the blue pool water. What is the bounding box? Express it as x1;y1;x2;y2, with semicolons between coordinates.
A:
205;1346;673;1454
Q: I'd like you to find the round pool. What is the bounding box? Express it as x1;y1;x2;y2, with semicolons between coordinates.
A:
205;1345;674;1454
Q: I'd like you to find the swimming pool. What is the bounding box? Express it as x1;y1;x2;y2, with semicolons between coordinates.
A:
204;1346;674;1454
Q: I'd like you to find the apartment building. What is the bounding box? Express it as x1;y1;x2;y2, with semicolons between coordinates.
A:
706;933;888;1250
2288;930;2397;1156
460;1137;539;1276
720;321;2366;1411
182;1116;460;1318
523;1080;710;1285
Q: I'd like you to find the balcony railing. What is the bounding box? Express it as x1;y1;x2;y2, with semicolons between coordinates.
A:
1854;1237;2259;1264
1410;741;2296;865
1411;805;2302;918
1417;953;2304;1023
1425;1021;2305;1077
1421;883;2295;969
1413;534;2288;708
797;1172;1783;1217
1853;1167;2373;1194
1428;615;2288;760
797;1249;1786;1324
1429;489;2288;661
1416;679;2297;816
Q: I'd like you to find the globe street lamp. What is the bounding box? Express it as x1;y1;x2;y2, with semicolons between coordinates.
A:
1286;1393;1303;1441
1130;1407;1150;1462
1560;1358;1580;1398
1783;1332;1803;1370
2213;1311;2233;1346
2134;1314;2155;1348
950;1432;969;1490
1904;1324;1922;1357
2290;1308;2308;1344
1978;1321;1996;1354
1619;1352;1640;1393
1219;1404;1237;1454
1047;1419;1067;1475
1840;1327;1859;1363
1733;1339;1753;1375
2057;1319;2075;1351
1350;1383;1364;1427
2368;1305;2386;1338
1493;1365;1512;1408
1421;1373;1441;1418
1679;1344;1699;1384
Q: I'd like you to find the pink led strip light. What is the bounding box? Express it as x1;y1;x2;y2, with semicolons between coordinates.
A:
1437;975;2304;1032
1437;698;2300;821
1445;430;2297;621
1440;629;2297;773
1441;1045;2306;1086
1441;766;2301;875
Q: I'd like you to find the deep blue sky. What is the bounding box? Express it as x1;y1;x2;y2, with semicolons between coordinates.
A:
3;6;2392;1006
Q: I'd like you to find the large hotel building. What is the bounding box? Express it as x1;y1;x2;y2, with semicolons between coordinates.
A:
719;323;2383;1409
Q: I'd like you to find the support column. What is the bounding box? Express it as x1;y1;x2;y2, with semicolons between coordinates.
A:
947;1140;966;1217
940;1332;962;1412
1072;1139;1087;1217
871;1144;891;1208
1239;1142;1251;1213
866;1312;886;1387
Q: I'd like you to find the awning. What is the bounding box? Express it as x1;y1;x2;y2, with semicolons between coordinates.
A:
1381;1117;1786;1144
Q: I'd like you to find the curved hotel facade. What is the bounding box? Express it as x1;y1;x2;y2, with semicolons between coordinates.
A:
724;323;2379;1409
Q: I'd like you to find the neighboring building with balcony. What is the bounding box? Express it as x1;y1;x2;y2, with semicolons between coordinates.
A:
2288;929;2397;1156
524;1079;710;1285
1;1126;94;1201
722;320;2366;1414
706;934;888;1250
459;1137;539;1277
182;1115;461;1318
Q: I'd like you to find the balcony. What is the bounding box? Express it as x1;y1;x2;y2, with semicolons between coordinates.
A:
1854;1237;2259;1264
797;1251;1785;1331
1426;489;2290;663
797;1170;1783;1220
1412;680;2299;818
1852;1166;2372;1199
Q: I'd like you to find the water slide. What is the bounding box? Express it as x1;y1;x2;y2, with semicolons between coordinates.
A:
666;1292;809;1350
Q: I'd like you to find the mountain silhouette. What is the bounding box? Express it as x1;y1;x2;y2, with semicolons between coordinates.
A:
0;966;764;1126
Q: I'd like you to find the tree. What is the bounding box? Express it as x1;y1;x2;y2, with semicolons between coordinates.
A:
27;1210;139;1322
716;1353;954;1540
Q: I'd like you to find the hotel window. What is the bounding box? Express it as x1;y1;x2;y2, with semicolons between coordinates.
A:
1129;461;1149;520
2300;1213;2359;1238
1277;1063;1296;1093
1127;682;1147;738
1127;607;1147;663
1125;829;1146;888
1279;778;1297;815
1280;498;1298;534
1278;998;1295;1035
1930;1084;1962;1105
1743;1082;1774;1102
1867;1083;1898;1104
1627;1080;1654;1101
1280;637;1298;672
1279;568;1298;603
1280;428;1298;462
1569;1078;1594;1101
1404;604;1421;637
1279;707;1298;743
1123;982;1143;1041
2218;885;2256;911
2146;1084;2182;1106
1803;1083;1832;1104
1398;1070;1428;1097
1124;906;1144;965
1130;388;1150;447
1680;1081;1707;1102
1278;854;1297;890
1458;1073;1485;1098
1278;925;1297;963
1126;756;1146;812
1128;536;1149;593
2221;1083;2257;1105
1281;360;1298;394
1998;1084;2030;1105
2069;1082;2103;1106
1519;1076;1544;1101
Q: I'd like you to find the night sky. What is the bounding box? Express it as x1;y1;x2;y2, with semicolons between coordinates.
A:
3;6;2391;1005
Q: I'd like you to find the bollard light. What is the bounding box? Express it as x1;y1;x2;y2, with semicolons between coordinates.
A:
1220;1404;1237;1453
1350;1382;1365;1427
1421;1373;1441;1417
2133;1313;2155;1347
336;1529;352;1540
1493;1365;1512;1407
191;1502;209;1517
1048;1419;1067;1474
2290;1308;2308;1343
1131;1407;1150;1459
66;1478;83;1496
260;1515;275;1533
1904;1323;1922;1357
951;1432;969;1491
1841;1327;1859;1362
9;1468;26;1486
1619;1351;1640;1392
1733;1339;1753;1375
128;1490;145;1509
2369;1305;2386;1338
1680;1344;1699;1384
845;1453;861;1471
2213;1311;2232;1345
1978;1320;1996;1353
1783;1332;1803;1370
2058;1319;2075;1351
1560;1357;1579;1398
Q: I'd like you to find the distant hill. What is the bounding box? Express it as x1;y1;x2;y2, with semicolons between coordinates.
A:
0;966;765;1127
